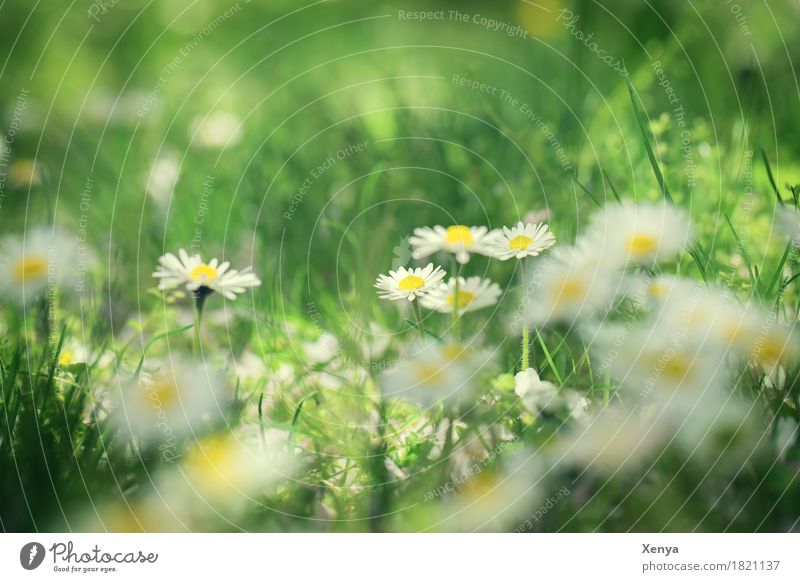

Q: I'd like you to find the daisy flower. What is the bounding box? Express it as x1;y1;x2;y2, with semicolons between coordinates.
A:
153;248;261;300
409;225;494;264
166;431;294;504
420;276;502;315
115;360;229;445
642;283;800;368
525;245;621;326
0;227;76;303
487;222;555;260
583;201;692;267
556;406;667;475
668;393;763;469
593;322;729;402
432;452;545;532
623;273;702;309
734;314;800;368
379;338;493;407
374;263;446;302
80;494;179;533
514;367;559;412
58;337;94;367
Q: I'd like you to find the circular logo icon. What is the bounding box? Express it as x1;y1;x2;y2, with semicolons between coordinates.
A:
19;542;46;570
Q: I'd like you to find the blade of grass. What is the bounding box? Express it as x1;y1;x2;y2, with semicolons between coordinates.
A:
0;348;22;456
535;329;564;385
764;241;794;299
601;169;623;203
572;176;602;208
627;78;675;205
132;324;193;379
724;213;759;296
686;243;710;282
760;149;784;206
40;325;68;414
288;391;317;451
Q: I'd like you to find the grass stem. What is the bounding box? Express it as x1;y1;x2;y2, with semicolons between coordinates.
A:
193;293;208;358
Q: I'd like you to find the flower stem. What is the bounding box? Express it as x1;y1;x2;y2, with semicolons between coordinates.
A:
411;299;425;340
522;322;530;371
193;294;208;358
519;258;529;371
451;258;462;339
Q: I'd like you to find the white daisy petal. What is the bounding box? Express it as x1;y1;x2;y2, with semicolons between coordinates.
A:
374;262;447;302
419;276;502;314
153;249;261;301
486;221;556;261
409;225;495;264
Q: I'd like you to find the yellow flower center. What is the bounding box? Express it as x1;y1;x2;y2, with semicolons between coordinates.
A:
721;323;744;344
508;235;533;251
460;471;500;504
12;256;47;282
627;233;658;256
660;356;691;383
447;291;476;309
415;363;444;384
398;275;425;291
445;225;474;246
185;436;241;495
753;337;784;365
554;278;584;306
147;378;179;408
443;343;469;361
59;351;74;366
190;263;218;282
190;437;233;474
648;282;664;298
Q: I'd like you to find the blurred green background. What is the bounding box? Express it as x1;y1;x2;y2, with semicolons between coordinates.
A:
3;0;799;313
